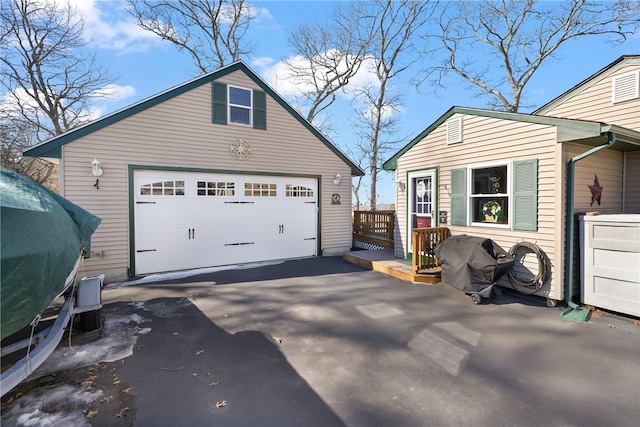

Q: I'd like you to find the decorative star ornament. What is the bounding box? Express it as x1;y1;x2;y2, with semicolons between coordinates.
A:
588;175;603;207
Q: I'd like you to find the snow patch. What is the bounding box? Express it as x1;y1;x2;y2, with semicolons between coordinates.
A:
105;260;284;289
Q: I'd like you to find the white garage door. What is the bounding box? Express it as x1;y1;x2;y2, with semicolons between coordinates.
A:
134;171;317;275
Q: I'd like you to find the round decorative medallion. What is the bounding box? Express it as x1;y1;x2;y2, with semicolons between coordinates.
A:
230;139;252;160
331;193;341;205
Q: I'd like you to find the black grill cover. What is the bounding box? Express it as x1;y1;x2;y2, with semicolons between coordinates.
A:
434;235;514;294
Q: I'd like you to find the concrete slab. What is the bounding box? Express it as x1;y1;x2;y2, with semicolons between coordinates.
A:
2;256;639;427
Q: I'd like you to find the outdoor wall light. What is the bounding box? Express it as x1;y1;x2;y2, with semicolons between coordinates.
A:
91;159;103;177
397;181;406;194
333;174;341;185
92;158;102;190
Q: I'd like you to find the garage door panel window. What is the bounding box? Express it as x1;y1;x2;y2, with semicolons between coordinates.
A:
286;185;314;198
245;182;277;197
140;180;185;196
197;181;235;196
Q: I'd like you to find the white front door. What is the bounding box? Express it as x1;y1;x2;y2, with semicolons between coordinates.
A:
408;170;436;252
134;171;317;275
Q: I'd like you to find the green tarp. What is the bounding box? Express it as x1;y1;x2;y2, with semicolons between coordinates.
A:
1;167;101;340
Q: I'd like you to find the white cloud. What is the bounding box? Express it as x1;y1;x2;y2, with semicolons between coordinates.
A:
92;83;136;100
260;53;381;100
66;0;163;53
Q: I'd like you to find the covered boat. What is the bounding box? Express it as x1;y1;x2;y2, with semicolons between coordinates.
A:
0;167;101;340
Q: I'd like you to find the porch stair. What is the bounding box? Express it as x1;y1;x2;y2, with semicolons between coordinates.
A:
343;249;441;285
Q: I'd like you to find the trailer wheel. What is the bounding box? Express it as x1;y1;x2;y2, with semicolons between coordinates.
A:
470;294;482;305
78;308;101;332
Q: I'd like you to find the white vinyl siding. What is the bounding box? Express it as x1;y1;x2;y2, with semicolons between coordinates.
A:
61;69;352;281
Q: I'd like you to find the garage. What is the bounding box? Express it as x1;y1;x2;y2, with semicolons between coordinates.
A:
134;170;318;275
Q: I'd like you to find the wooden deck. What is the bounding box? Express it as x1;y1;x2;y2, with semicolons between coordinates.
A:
343;249;442;285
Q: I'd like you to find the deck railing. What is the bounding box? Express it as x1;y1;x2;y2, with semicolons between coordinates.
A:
353;210;395;249
412;227;450;273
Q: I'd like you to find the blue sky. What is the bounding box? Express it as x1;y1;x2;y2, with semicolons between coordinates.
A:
70;0;639;204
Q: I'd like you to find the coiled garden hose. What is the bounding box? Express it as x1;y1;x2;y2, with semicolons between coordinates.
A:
507;241;551;293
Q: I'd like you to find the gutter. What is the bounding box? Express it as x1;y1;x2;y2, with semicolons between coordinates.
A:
562;131;616;321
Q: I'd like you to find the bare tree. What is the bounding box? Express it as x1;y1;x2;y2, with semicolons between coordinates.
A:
1;0;116;183
0;112;56;187
281;3;376;124
126;0;258;74
422;0;640;112
349;0;435;210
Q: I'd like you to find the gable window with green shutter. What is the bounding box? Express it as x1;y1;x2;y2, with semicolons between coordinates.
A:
212;82;267;129
450;159;537;231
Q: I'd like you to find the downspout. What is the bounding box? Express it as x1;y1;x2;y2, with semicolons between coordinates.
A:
562;131;616;321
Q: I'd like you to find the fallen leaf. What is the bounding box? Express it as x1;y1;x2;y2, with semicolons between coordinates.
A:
122;387;132;393
86;375;98;382
116;407;130;418
608;324;616;329
208;381;220;387
193;373;199;377
137;345;143;352
101;396;113;403
195;349;205;355
85;409;99;419
113;380;121;386
216;400;227;408
206;372;211;376
273;336;283;344
172;332;179;336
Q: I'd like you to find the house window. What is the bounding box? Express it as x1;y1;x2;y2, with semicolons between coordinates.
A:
229;86;252;126
470;164;509;225
140;180;185;196
213;82;266;129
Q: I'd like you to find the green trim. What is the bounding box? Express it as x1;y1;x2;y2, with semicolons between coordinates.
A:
404;167;439;260
24;61;363;176
127;164;322;277
383;106;611;171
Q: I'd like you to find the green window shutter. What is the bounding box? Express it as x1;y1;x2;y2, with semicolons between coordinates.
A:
253;90;266;129
513;159;538;231
212;82;227;124
451;168;467;225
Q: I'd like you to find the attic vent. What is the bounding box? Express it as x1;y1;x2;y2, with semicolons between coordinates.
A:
447;117;463;144
612;71;640;103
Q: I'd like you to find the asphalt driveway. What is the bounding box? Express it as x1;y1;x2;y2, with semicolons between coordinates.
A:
2;256;639;426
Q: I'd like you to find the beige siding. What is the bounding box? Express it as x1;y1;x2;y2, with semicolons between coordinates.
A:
539;60;640;132
565;143;624;214
624;152;640;213
62;70;353;281
395;114;564;300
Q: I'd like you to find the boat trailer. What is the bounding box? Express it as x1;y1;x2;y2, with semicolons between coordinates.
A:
1;274;104;397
